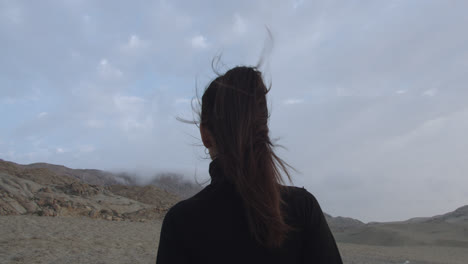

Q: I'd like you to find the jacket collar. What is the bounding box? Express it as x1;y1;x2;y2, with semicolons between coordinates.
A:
209;158;232;186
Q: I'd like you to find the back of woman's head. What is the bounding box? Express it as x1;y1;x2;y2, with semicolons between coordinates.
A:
200;66;293;248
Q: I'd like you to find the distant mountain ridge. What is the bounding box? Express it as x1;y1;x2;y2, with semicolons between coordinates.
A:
0;159;180;221
1;159;202;198
324;213;366;232
1;158;467;249
404;205;468;224
0;159;370;226
22;162;127;186
328;205;468;248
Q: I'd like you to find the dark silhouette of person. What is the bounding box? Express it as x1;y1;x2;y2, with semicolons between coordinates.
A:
156;66;343;264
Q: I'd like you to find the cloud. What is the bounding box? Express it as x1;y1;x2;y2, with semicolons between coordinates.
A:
127;35;143;48
422;88;438;97
112;95;153;132
113;95;145;114
1;2;23;24
283;98;304;105
85;119;105;128
396;90;407;95
56;147;65;154
335;87;353;97
97;59;123;80
175;98;191;104
382;116;447;150
78;145;95;153
120;34;149;53
82;14;91;23
233;13;247;35
37;112;48;119
190;34;208;49
293;0;305;9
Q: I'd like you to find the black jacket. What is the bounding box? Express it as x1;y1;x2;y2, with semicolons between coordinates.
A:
156;159;343;264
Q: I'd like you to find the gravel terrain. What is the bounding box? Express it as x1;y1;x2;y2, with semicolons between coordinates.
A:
2;215;468;264
0;216;161;264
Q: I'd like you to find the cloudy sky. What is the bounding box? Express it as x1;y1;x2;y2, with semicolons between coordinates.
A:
1;0;467;222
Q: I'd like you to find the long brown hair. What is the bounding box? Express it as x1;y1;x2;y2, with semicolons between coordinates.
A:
200;66;293;248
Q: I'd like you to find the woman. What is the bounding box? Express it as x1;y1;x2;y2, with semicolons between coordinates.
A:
156;66;343;263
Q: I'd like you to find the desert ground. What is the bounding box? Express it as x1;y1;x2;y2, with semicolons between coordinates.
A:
2;215;468;264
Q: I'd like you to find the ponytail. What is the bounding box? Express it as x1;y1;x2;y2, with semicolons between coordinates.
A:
201;66;293;248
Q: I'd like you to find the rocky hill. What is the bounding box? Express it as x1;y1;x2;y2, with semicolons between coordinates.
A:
404;205;468;224
6;159;203;198
19;161;132;186
0;159;180;222
148;172;203;199
332;206;468;248
325;213;365;232
0;159;362;226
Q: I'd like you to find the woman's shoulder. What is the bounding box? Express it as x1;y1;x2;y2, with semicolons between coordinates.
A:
281;185;324;217
163;184;217;219
281;185;320;204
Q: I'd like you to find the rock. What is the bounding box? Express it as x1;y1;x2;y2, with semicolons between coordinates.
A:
68;182;87;195
52;204;61;211
89;210;100;218
100;209;109;215
6;199;27;214
105;215;112;221
22;201;39;213
42;187;52;193
42;209;54;216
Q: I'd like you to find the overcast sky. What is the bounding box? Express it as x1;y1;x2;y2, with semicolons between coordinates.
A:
1;0;467;222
